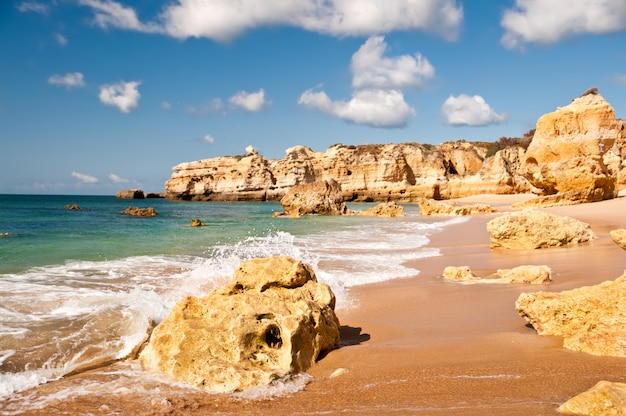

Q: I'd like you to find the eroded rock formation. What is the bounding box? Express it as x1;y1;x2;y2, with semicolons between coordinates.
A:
165;141;529;202
139;256;340;393
522;93;620;205
418;198;496;216
164;91;625;203
610;229;626;251
121;207;157;217
516;271;626;357
116;189;145;199
559;380;626;415
487;210;595;249
441;265;551;284
275;179;347;217
358;201;404;217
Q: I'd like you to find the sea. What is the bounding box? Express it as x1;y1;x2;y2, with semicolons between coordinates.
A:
0;194;467;412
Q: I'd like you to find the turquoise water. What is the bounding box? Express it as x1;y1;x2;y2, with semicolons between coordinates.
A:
0;194;466;402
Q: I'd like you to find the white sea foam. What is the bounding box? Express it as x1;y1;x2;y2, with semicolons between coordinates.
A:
0;213;466;401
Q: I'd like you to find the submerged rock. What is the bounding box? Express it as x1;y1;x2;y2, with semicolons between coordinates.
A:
516;271;626;357
64;204;81;210
190;219;205;227
121;207;157;217
139;256;341;393
559;380;626;415
487;210;595;249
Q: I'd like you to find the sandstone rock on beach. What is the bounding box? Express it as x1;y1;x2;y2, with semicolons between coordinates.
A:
275;179;347;217
441;265;551;284
418;198;496;216
487;210;595;249
358;201;404;217
559;380;626;416
516;271;626;357
521;91;620;205
139;256;341;393
610;229;626;251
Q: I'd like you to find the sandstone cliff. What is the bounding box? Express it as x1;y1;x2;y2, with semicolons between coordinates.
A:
523;92;621;204
165;141;529;202
165;91;625;202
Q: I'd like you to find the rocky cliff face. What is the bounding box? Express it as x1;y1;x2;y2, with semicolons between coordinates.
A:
165;91;625;202
523;92;621;203
165;141;529;202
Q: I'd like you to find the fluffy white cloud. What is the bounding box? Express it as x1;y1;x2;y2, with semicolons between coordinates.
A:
228;89;270;112
48;72;85;89
71;171;99;184
78;0;161;33
80;0;462;42
501;0;626;49
98;81;141;113
17;1;49;14
351;36;435;90
298;36;428;128
108;173;128;183
299;88;414;128
202;134;215;144
441;94;507;126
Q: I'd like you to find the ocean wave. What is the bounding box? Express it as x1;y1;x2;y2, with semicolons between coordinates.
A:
0;214;464;400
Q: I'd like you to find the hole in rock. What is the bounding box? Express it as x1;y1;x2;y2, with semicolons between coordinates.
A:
265;325;283;349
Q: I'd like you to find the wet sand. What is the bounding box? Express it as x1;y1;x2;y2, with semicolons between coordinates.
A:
4;194;626;415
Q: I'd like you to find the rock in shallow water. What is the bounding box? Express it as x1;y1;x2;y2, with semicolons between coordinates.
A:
139;256;341;392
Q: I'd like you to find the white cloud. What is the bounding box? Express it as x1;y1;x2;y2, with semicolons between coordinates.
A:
202;134;215;144
108;173;128;183
229;89;270;112
441;94;507;126
48;72;85;89
351;36;435;90
71;171;99;184
80;0;462;42
78;0;161;33
299;88;414;128
501;0;626;49
298;36;428;128
17;1;49;14
161;101;172;110
186;98;224;117
98;81;141;113
54;33;68;46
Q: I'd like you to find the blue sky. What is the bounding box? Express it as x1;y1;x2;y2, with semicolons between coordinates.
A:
1;0;626;195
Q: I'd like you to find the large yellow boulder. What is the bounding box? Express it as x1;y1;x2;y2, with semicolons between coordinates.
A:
139;256;340;392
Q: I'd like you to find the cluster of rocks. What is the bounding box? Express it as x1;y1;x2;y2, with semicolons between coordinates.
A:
164;91;626;206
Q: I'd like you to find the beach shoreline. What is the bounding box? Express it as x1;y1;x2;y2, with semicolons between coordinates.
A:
5;194;626;415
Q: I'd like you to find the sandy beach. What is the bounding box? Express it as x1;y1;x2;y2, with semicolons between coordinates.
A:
6;194;626;415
